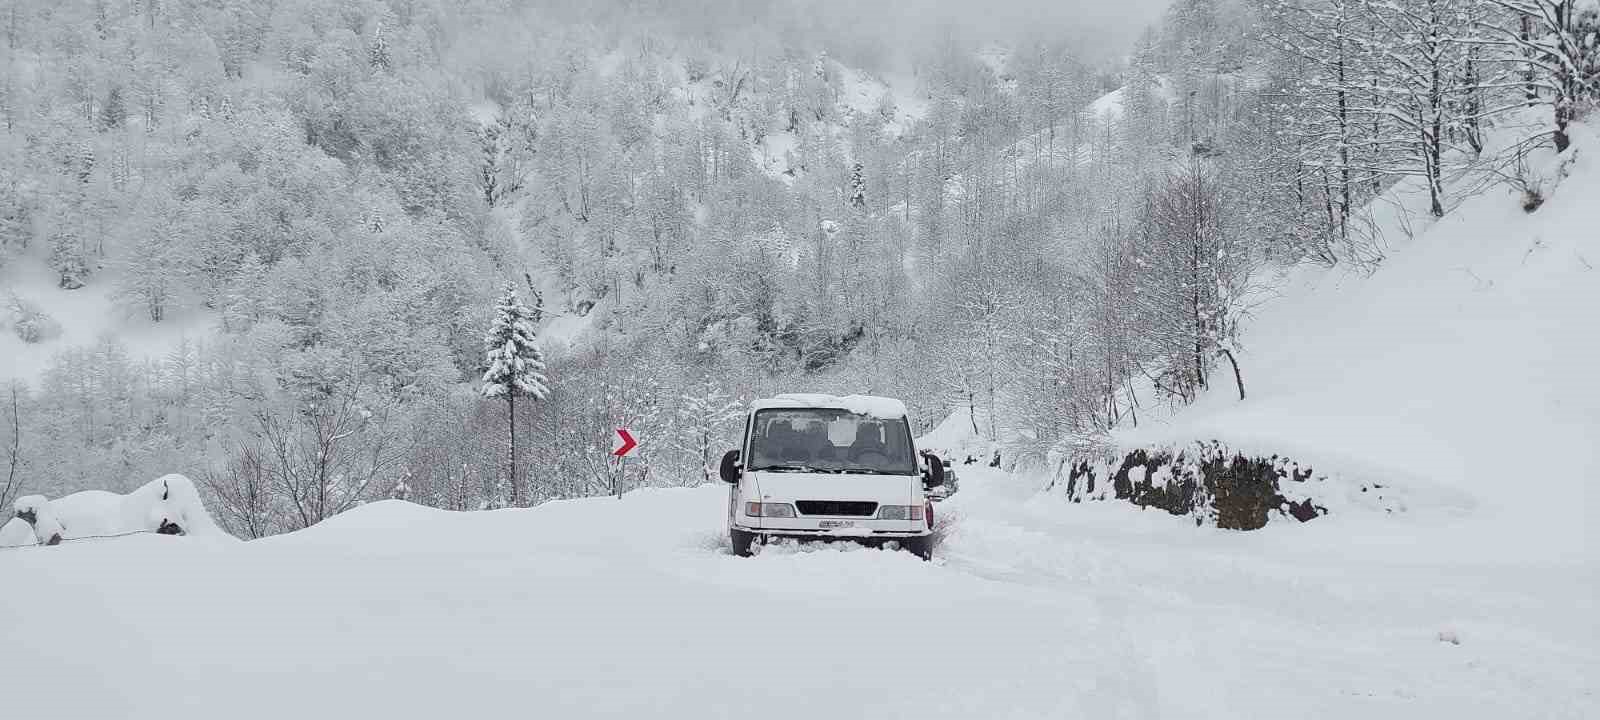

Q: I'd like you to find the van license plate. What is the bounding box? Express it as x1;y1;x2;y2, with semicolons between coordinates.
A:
818;520;854;529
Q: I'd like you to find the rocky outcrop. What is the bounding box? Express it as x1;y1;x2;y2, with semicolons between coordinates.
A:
1054;441;1331;530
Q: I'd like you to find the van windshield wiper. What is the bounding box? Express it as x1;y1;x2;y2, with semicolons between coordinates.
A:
753;465;827;473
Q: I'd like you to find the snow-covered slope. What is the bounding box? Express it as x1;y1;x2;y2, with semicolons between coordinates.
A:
0;257;218;382
1118;122;1600;567
751;58;928;181
1;468;1590;719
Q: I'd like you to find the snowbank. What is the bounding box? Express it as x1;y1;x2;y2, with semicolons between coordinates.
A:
916;408;1000;466
9;474;227;545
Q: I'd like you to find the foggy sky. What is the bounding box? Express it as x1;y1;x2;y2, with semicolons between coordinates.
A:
821;0;1173;62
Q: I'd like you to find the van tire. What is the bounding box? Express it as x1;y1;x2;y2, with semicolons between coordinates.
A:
730;528;758;557
902;535;934;561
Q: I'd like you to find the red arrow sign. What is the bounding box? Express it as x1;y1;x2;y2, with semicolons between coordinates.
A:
612;428;638;457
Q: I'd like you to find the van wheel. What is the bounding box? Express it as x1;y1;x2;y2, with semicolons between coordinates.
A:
730;529;758;557
902;535;934;562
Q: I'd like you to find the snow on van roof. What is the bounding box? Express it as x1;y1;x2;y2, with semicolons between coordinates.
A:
750;394;909;418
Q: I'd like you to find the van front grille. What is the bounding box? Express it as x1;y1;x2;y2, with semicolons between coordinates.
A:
795;500;878;517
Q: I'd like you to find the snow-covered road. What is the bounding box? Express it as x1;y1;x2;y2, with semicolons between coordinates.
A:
1;467;1592;719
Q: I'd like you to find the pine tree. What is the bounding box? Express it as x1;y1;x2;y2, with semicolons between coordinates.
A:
0;183;28;256
480;285;549;507
369;22;391;72
100;86;126;131
849;162;867;209
49;230;88;289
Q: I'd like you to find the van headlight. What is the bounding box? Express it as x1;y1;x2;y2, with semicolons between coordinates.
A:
745;502;796;518
876;505;924;521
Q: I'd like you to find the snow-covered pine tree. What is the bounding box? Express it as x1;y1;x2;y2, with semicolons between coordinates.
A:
849;162;867;209
481;284;549;507
0;183;28;263
48;229;88;289
369;22;391;71
100;86;126;131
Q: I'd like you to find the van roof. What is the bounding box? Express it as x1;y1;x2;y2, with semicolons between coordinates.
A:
749;394;909;419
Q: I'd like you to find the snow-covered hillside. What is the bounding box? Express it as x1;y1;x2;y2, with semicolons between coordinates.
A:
0;257;218;382
1117;121;1600;565
1;466;1590;719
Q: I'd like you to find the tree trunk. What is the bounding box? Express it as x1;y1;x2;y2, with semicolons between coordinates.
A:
508;394;520;507
1521;14;1538;107
1427;23;1445;218
1219;348;1245;401
1335;39;1351;244
3;383;20;511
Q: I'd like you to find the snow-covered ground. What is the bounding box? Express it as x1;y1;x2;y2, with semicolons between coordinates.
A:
1;466;1590;719
0;257;218;382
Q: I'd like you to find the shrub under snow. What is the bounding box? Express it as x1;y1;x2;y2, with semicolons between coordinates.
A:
0;516;37;547
4;294;61;344
8;474;226;546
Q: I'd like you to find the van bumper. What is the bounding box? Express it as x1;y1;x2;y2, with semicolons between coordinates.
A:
730;524;931;540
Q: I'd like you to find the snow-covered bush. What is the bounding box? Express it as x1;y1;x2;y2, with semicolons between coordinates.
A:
8;474;227;545
0;516;35;546
11;494;64;544
5;295;61;344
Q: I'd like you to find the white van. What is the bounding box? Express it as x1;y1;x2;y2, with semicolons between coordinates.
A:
719;394;946;560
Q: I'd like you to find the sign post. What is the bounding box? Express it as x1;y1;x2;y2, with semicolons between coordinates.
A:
611;428;637;499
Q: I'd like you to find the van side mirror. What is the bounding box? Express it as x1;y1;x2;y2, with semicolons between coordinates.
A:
719;450;743;484
921;452;946;488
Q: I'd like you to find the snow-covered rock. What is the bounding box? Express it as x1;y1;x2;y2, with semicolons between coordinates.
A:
1045;441;1366;530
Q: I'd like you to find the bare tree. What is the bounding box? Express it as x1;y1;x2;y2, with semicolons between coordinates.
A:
2;381;23;511
1476;1;1600;152
249;381;407;530
205;444;278;539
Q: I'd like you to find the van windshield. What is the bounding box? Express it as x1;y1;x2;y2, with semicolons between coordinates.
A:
748;408;918;475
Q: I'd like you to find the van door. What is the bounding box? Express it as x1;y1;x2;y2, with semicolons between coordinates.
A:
726;412;753;532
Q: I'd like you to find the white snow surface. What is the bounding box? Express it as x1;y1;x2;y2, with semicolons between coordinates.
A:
1118;121;1600;567
0;468;1591;718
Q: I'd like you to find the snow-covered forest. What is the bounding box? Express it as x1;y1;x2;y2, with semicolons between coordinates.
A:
1;0;1596;538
